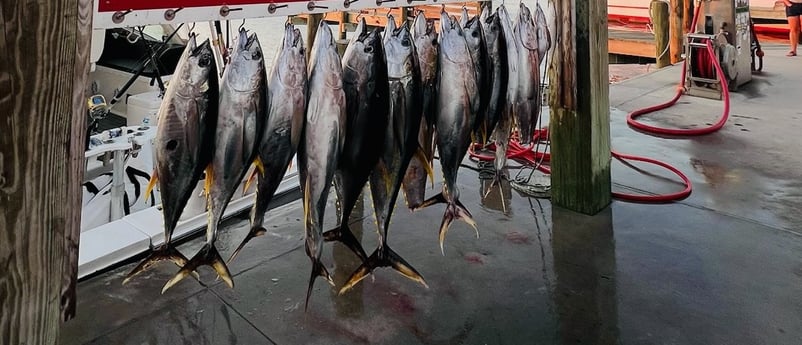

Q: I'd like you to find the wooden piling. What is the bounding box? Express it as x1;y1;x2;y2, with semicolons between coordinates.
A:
670;0;684;64
651;0;671;68
0;0;93;342
547;0;612;214
683;0;695;33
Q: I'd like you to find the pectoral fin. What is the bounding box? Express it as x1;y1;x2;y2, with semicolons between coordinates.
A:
144;170;158;202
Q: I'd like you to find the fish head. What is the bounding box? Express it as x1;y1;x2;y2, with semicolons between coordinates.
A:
276;23;307;89
519;2;532;18
412;12;427;38
438;11;471;64
184;38;216;90
413;12;437;43
384;24;415;79
517;5;538;46
462;15;483;51
479;5;490;23
342;23;381;83
353;17;367;42
228;29;266;91
384;14;397;44
481;10;501;44
312;19;335;53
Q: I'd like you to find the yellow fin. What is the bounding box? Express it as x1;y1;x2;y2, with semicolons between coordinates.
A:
303;176;311;228
242;168;258;194
254;157;266;177
144;170;158;202
204;166;213;199
415;147;435;189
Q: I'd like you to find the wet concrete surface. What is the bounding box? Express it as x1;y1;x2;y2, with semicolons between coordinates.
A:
60;44;802;344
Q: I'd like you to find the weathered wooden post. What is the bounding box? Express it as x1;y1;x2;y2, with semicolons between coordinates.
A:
0;0;92;342
684;0;695;33
651;0;671;68
670;0;685;64
548;0;612;215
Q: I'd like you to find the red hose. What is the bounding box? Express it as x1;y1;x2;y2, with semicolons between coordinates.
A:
469;0;727;203
627;41;730;136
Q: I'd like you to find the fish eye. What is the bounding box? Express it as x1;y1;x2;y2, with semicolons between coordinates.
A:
198;54;211;67
431;39;437;46
252;49;262;60
401;38;410;47
471;31;479;38
364;45;374;54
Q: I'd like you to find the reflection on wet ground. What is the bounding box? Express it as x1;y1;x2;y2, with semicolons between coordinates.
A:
62;45;802;345
61;157;802;344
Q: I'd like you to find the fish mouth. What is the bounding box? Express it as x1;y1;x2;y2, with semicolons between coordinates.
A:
356;18;370;41
244;33;259;49
358;28;379;44
439;11;454;32
484;12;497;25
465;15;479;28
292;28;302;47
426;20;435;35
191;38;211;57
285;23;302;48
187;33;198;52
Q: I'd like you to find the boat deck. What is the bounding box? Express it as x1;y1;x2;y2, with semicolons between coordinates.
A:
61;44;802;344
609;28;656;58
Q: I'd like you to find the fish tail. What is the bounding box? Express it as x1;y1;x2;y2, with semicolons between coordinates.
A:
122;245;200;285
162;243;233;294
305;259;334;312
438;199;479;256
228;225;268;264
143;170;158;202
323;223;368;263
339;245;428;295
410;192;447;212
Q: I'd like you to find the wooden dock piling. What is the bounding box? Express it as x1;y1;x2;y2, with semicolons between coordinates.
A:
0;0;93;342
670;0;684;64
548;0;612;214
651;0;671;68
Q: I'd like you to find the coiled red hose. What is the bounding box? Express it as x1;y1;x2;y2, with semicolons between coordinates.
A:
468;0;731;203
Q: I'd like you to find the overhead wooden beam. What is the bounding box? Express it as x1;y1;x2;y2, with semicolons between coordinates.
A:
548;0;612;214
0;0;93;343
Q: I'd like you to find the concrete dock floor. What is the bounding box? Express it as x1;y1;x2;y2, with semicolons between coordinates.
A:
61;44;802;344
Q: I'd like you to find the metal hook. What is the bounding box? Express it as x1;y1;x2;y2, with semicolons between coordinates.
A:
307;1;329;11
344;0;359;9
188;22;196;34
268;3;288;14
386;7;393;17
112;9;132;24
164;7;183;21
219;5;243;17
239;18;246;32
